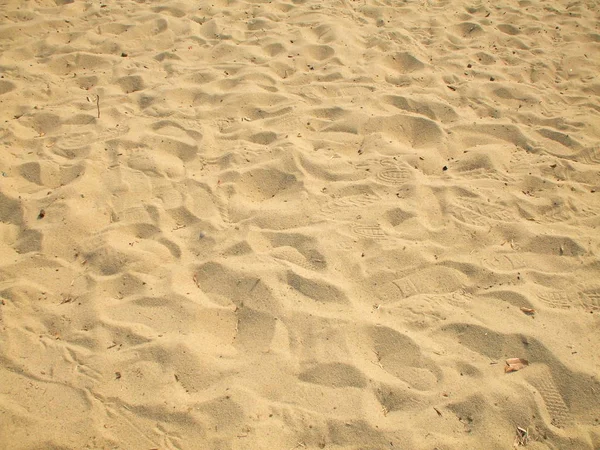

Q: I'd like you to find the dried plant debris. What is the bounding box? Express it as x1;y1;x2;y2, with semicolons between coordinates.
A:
520;307;535;315
505;358;529;373
513;426;529;447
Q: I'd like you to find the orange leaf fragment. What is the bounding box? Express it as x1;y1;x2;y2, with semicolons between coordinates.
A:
505;358;529;373
520;307;535;315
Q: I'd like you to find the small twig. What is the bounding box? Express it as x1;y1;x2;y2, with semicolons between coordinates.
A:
60;296;74;304
514;426;529;447
96;94;100;119
250;278;260;292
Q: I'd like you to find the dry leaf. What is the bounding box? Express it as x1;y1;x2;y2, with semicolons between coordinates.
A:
505;358;529;373
520;307;535;315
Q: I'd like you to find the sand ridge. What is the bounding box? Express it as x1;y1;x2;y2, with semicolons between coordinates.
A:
0;0;599;448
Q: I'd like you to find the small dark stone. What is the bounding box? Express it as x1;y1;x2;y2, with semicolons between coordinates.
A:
442;166;448;171
121;52;128;57
490;76;495;81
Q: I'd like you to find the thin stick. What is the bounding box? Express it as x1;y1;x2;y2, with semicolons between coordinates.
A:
96;95;100;119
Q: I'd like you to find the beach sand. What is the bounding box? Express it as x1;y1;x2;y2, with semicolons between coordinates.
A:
1;0;599;448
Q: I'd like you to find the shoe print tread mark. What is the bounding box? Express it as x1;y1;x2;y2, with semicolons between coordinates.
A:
423;292;471;307
454;198;514;221
376;166;412;185
56;127;126;150
537;290;597;311
457;168;515;183
451;200;514;227
537;291;577;310
351;225;387;240
379;158;403;168
450;207;488;227
580;147;600;165
540;206;599;224
482;254;526;271
530;367;569;428
321;194;379;214
581;290;600;311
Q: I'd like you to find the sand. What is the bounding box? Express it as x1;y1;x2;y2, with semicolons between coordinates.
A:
1;0;599;448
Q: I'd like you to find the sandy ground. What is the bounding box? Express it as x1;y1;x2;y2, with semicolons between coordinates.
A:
1;0;600;449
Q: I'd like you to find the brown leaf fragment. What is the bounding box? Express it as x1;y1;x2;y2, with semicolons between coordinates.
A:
505;358;529;373
520;307;535;315
434;407;443;417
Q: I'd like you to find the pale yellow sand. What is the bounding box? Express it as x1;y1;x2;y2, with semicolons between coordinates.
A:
1;0;599;448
